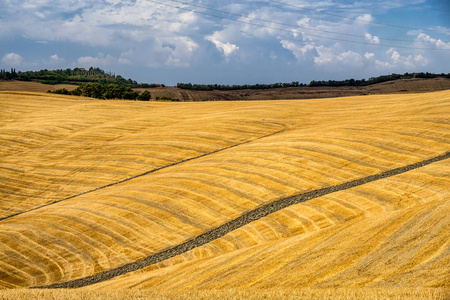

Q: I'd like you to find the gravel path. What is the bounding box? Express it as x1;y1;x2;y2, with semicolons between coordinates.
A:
36;150;450;289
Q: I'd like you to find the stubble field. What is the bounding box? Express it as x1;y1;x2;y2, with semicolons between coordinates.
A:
0;90;449;299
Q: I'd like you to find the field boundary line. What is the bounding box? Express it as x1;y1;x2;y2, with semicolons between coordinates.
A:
36;150;450;289
0;123;286;222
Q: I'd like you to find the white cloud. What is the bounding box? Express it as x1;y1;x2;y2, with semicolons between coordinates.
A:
55;15;114;46
163;37;199;67
118;51;132;66
414;54;428;65
0;0;201;47
427;26;450;36
374;48;428;70
356;14;375;23
208;38;239;58
296;17;311;28
118;36;199;68
364;52;375;60
280;40;315;60
416;33;450;49
46;53;65;66
390;49;401;62
76;53;116;67
0;0;447;83
179;11;197;24
365;33;380;44
1;52;24;66
314;47;365;69
206;30;240;60
18;0;92;12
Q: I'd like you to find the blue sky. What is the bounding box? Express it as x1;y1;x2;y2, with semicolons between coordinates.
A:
1;0;449;85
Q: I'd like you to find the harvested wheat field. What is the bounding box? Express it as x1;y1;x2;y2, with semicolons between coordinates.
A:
0;90;449;299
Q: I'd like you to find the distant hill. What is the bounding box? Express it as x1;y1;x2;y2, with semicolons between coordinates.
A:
1;69;450;101
139;77;450;101
0;67;161;88
177;72;450;91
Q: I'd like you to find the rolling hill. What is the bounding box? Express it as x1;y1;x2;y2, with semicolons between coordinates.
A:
0;90;449;299
2;77;450;101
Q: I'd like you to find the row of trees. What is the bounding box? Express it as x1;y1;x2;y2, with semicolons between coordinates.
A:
0;68;18;80
4;68;450;92
49;83;152;101
309;72;450;87
178;72;450;91
177;81;305;91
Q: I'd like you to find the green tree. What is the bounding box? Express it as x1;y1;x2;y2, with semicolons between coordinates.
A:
137;90;152;101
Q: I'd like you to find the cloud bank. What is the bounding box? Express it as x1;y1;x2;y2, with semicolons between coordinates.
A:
0;0;449;84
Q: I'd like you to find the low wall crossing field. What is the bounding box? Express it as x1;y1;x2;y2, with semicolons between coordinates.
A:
0;90;449;299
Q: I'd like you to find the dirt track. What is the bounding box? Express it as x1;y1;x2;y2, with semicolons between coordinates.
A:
36;150;450;289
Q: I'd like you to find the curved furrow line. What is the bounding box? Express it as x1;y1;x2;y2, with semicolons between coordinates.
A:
203;156;313;181
87;200;190;243
58;207;154;255
110;193;214;235
160;172;280;205
39;216;125;270
299;205;335;229
1;222;99;282
310;196;362;219
236;145;386;174
325;195;377;218
0;124;285;222
0;262;33;289
0;234;54;285
272;210;311;234
144;188;239;226
326;130;449;154
293;141;413;168
174;163;300;195
212;152;364;190
337;190;388;213
223;211;310;248
46;224;111;281
46;209;152;258
36;150;450;289
302;202;344;226
217;162;302;189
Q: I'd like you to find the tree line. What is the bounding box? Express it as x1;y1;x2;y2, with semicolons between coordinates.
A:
177;72;450;91
177;81;305;91
0;68;18;80
3;68;450;93
309;72;450;87
48;83;152;101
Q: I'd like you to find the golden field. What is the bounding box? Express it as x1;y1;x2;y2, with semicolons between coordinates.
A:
0;90;449;299
0;288;449;300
